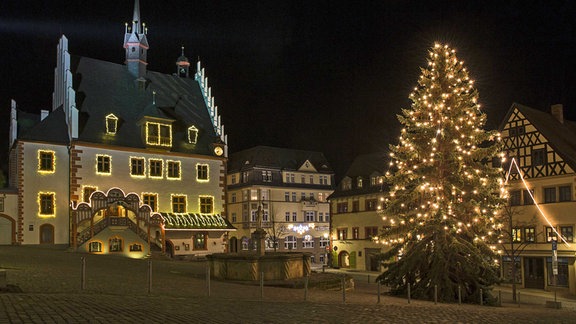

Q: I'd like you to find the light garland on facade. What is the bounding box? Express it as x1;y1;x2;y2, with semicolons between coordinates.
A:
170;193;187;213
187;126;198;144
95;154;112;175
199;195;215;213
288;223;315;235
141;192;159;212
105;113;118;134
196;163;209;183
38;191;56;218
145;121;172;147
148;159;163;179
504;157;571;247
129;156;146;178
166;160;182;180
37;150;56;174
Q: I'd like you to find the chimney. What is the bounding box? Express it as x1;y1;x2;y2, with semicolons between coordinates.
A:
551;104;564;124
40;110;49;121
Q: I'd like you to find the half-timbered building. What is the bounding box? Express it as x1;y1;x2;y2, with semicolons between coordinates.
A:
499;103;576;293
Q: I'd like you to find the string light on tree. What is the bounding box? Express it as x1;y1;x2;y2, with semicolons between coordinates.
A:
376;43;505;304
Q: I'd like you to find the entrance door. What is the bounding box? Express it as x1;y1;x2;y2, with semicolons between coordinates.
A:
524;257;545;289
0;216;13;245
338;251;350;268
365;248;381;271
229;237;238;253
39;224;54;244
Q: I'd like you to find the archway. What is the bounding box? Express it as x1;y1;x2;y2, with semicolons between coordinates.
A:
229;236;238;253
338;251;350;268
0;214;15;245
39;224;54;244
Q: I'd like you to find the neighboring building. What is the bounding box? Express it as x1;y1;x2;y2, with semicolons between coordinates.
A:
226;146;334;265
499;103;576;294
328;152;388;271
2;0;235;258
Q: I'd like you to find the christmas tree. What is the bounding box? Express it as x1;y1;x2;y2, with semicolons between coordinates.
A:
377;43;505;303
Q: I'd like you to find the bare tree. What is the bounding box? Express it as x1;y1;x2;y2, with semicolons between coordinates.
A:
264;205;290;252
498;205;539;302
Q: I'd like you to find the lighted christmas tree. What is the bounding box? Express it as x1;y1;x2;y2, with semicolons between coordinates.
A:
377;43;505;303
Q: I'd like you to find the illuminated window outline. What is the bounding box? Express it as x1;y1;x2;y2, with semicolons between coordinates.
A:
149;159;163;179
106;114;119;134
38;150;55;174
38;192;55;217
142;193;158;212
171;194;187;213
88;241;103;253
96;155;111;175
199;195;214;214
167;160;182;180
129;243;143;252
187;126;199;144
109;237;123;252
146;121;172;147
196;163;209;182
82;185;98;203
130;157;146;178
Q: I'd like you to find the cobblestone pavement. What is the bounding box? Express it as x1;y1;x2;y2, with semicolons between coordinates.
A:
1;246;575;323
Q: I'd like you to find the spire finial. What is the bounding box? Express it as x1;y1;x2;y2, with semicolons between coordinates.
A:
132;0;141;34
181;46;185;56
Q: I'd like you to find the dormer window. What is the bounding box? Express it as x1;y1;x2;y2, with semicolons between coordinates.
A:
146;122;172;147
188;126;198;144
357;177;363;188
106;114;118;134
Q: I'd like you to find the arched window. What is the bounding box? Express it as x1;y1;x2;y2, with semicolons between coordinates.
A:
39;224;54;244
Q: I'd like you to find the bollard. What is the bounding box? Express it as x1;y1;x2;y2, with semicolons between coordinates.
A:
407;283;411;304
304;275;309;301
377;281;381;304
517;291;520;307
480;288;483;306
498;290;502;307
147;260;152;294
367;274;370;283
206;265;211;297
434;284;437;304
80;257;86;290
260;272;264;300
342;276;346;304
458;285;461;305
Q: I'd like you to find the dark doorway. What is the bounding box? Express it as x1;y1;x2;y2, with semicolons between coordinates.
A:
229;237;238;253
365;248;381;271
524;257;545;289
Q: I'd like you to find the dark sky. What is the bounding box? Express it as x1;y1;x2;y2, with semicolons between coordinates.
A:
1;0;576;177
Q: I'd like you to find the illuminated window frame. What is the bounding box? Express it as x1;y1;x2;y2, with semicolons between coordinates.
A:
146;121;172;147
96;155;111;175
38;150;55;174
130;157;146;178
88;241;103;253
196;163;209;182
82;185;98;203
199;195;214;214
187;126;199;144
142;193;158;212
106;113;119;134
167;160;182;180
149;159;163;179
171;194;187;213
38;192;55;217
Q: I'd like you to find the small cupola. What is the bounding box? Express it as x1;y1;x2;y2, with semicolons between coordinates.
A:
176;46;190;78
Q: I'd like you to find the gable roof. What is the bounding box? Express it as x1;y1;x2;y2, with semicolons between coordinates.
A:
227;146;333;174
18;55;218;156
501;103;576;170
329;152;388;199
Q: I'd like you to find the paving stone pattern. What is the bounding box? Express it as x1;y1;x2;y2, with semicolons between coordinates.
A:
0;246;574;323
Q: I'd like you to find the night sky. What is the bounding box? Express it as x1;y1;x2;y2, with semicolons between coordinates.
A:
2;1;576;177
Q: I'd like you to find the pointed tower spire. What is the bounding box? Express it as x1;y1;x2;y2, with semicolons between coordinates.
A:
176;46;190;78
124;0;149;79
